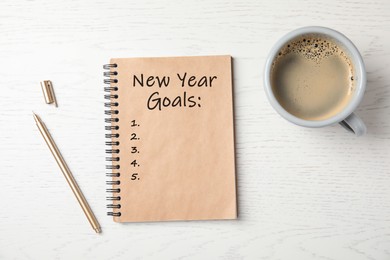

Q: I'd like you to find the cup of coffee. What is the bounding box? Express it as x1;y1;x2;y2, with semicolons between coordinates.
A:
264;26;367;136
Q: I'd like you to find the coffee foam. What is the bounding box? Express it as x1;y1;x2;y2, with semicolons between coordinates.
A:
273;34;354;79
270;34;356;121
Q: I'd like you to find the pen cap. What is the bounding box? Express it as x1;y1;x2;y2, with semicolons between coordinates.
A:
40;80;57;107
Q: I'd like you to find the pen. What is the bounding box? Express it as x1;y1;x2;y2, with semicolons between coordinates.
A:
33;112;101;233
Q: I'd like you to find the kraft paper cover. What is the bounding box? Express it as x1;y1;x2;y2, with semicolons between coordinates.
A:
108;55;236;222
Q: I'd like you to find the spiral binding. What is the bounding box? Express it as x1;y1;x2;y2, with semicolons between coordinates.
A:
104;63;121;217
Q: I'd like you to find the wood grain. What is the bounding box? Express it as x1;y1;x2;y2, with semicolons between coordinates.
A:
0;0;389;259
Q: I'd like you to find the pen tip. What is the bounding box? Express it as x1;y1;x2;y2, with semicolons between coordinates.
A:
32;112;39;122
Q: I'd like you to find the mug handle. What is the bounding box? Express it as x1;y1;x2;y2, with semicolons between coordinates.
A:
339;113;367;136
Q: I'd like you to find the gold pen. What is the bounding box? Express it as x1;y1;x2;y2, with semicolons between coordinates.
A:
33;112;101;233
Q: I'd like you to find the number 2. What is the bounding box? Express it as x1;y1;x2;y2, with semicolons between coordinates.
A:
130;133;139;140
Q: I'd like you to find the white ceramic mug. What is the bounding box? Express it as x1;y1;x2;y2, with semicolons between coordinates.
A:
264;26;367;136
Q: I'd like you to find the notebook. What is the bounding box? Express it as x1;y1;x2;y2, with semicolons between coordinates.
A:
104;55;236;222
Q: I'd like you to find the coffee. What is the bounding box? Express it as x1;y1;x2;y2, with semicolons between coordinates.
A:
271;35;355;121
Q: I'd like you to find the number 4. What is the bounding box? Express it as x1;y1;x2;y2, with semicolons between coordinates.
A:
131;160;139;167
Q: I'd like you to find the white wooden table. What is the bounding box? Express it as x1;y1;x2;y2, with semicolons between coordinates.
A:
1;0;390;259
